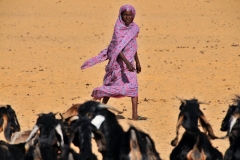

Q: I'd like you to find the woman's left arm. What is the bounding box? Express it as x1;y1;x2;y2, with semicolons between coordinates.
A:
134;52;141;73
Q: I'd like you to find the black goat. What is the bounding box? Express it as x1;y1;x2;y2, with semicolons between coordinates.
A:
26;112;68;160
0;104;21;141
171;97;219;146
67;116;105;160
77;100;161;160
220;95;240;160
170;98;223;160
0;139;34;160
170;130;223;160
118;125;161;160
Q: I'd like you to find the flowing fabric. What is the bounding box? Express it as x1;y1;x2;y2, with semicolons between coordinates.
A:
81;4;140;100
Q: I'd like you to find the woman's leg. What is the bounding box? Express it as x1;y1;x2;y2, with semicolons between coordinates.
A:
102;97;110;104
131;97;138;120
131;97;147;120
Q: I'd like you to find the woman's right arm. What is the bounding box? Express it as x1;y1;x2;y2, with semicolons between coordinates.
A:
118;52;135;71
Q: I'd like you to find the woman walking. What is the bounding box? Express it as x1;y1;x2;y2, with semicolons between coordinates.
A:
81;4;147;120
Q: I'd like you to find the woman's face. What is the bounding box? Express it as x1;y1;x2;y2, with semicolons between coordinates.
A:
121;10;133;26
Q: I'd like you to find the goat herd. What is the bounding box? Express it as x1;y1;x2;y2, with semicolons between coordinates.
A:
0;95;240;160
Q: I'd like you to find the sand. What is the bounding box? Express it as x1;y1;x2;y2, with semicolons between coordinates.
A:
0;0;240;159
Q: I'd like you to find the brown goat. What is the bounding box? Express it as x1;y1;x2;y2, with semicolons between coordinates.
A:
62;103;81;120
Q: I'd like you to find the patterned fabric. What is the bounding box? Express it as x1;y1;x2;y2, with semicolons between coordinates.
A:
81;4;140;100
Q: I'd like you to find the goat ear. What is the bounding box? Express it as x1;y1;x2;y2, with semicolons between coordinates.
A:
146;136;158;159
176;96;187;105
26;125;39;142
98;104;123;114
228;115;239;135
219;114;240;139
199;115;218;139
55;124;64;147
129;129;142;160
92;129;107;152
146;136;153;152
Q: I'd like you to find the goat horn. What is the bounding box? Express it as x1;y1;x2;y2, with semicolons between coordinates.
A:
59;113;65;121
0;104;7;108
176;96;187;105
36;113;43;117
98;104;123;114
69;116;79;122
26;125;39;142
198;101;209;105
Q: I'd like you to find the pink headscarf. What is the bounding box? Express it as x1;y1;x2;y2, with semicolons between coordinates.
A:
81;4;139;73
118;4;136;25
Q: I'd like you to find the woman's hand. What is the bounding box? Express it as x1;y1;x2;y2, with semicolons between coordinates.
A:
126;61;135;72
118;52;135;72
136;63;141;73
134;52;141;73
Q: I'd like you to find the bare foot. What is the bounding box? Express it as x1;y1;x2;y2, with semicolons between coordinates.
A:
132;116;148;121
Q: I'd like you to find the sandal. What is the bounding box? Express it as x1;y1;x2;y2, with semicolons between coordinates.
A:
131;116;148;121
138;116;148;120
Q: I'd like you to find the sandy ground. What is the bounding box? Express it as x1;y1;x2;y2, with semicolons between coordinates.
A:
1;0;240;159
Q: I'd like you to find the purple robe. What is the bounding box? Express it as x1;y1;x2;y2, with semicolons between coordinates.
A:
81;4;139;100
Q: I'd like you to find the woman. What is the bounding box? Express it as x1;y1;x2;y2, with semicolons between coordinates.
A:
81;4;147;120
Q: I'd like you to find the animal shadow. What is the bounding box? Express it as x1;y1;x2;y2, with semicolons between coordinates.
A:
116;115;125;119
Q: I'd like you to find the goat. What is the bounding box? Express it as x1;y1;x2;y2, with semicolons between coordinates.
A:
120;125;161;160
10;130;33;144
170;98;223;160
69;116;106;154
0;105;38;145
0;104;21;141
170;130;223;160
61;116;106;160
0;139;34;160
26;112;67;160
77;100;161;160
61;103;81;121
171;97;219;146
8;130;43;159
220;95;240;160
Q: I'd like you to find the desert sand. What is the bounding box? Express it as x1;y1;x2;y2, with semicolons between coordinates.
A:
0;0;240;159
